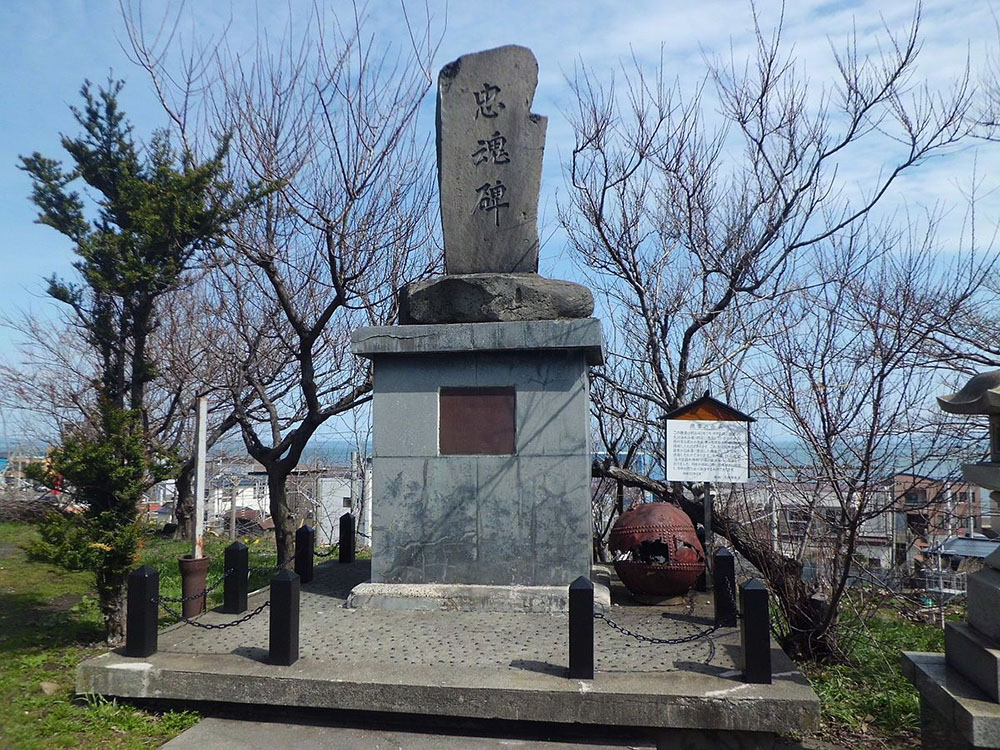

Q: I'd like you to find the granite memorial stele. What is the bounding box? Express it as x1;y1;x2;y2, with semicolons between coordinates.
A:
348;45;607;613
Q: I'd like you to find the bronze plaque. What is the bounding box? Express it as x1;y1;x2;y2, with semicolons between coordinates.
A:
439;387;516;455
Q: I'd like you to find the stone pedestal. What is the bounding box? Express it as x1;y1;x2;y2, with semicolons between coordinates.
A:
349;319;604;612
905;546;1000;748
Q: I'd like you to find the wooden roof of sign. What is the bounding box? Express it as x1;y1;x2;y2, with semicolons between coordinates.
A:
663;391;756;423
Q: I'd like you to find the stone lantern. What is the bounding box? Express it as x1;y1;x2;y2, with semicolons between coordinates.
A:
902;370;1000;750
938;369;1000;508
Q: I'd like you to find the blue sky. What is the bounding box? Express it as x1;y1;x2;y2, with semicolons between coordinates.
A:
1;0;998;445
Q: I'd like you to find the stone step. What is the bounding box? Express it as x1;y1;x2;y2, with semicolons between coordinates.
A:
945;621;1000;701
968;566;1000;643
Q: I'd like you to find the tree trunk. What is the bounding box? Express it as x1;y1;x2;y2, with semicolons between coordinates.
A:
173;458;195;540
593;535;609;563
96;568;127;647
267;469;295;565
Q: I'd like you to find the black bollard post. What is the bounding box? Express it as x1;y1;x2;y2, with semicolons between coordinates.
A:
268;569;300;666
224;541;249;614
568;576;594;680
739;578;771;684
713;547;737;628
295;525;315;584
339;513;355;564
125;566;159;657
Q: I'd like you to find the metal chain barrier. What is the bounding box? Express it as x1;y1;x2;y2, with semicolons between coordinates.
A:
249;558;293;576
314;544;339;558
594;609;724;645
156;598;270;630
155;568;235;603
594;582;741;646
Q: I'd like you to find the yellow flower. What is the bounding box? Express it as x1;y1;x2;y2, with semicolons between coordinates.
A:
88;542;113;552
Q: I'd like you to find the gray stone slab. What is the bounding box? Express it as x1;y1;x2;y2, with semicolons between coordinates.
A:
969;567;1000;643
399;273;594;324
438;45;546;274
78;562;819;735
372;351;589;459
346;580;611;613
371;454;592;587
352;319;605;366
920;698;979;750
947;622;1000;702
988;545;1000;571
161;718;656;749
903;651;1000;748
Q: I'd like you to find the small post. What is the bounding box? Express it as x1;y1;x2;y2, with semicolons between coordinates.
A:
223;541;249;614
192;395;207;560
703;482;714;590
739;578;771;684
339;513;355;564
695;524;708;591
568;576;594;680
295;525;315;584
268;569;300;666
229;489;237;541
125;566;159;657
713;548;737;627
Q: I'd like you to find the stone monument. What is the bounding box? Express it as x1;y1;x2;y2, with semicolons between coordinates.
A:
903;370;1000;749
348;45;606;612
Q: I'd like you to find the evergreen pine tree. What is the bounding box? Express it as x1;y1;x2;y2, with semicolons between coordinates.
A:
20;79;262;644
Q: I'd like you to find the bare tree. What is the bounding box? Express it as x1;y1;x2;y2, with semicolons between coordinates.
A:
124;3;442;563
563;6;991;660
740;224;991;658
0;274;246;539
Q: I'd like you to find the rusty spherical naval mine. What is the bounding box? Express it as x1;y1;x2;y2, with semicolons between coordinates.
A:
608;502;706;598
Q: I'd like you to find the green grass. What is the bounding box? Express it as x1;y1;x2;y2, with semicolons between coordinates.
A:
0;521;199;749
0;520;364;748
139;533;292;623
804;610;947;742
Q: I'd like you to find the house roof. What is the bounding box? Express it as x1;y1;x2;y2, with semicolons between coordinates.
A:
927;536;1000;558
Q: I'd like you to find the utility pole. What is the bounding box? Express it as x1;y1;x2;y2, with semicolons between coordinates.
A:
192;396;207;559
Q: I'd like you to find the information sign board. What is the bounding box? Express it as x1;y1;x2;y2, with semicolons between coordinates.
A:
665;419;749;483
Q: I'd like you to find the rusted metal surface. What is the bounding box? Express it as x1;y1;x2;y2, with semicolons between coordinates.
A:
609;502;705;597
178;554;211;618
439;386;516;455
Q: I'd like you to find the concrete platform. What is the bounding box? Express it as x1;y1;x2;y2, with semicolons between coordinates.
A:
77;561;819;740
345;579;612;612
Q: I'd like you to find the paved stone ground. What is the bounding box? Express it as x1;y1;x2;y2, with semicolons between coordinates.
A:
161;717;658;749
166;561;731;676
161;717;851;750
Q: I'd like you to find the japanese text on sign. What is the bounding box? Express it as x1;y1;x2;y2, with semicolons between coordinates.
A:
665;420;749;483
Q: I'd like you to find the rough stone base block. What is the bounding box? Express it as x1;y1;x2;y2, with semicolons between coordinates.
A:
947;622;1000;702
968;567;1000;643
346;581;611;613
398;274;594;324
